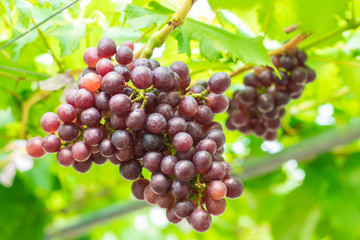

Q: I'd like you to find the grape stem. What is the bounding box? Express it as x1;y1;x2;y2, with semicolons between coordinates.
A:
187;88;209;101
283;23;300;34
139;0;197;58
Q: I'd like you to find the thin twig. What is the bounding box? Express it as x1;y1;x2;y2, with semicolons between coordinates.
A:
0;72;41;82
0;66;51;77
20;90;51;139
31;17;63;72
283;23;300;34
0;0;80;51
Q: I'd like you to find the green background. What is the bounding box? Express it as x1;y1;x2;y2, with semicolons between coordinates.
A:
0;0;360;239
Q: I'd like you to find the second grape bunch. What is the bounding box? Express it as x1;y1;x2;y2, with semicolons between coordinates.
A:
26;37;244;232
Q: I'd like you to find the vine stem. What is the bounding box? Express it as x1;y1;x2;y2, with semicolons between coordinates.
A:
139;0;196;58
20;90;50;139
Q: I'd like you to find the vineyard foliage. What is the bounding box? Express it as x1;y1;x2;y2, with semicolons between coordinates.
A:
0;0;360;239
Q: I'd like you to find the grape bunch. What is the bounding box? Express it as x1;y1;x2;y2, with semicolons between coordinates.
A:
26;37;244;232
226;49;316;140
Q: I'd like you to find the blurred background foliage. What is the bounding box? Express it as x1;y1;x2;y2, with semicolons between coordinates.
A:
0;0;360;239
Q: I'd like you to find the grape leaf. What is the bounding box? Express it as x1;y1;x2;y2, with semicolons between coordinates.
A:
124;3;172;30
177;18;274;67
48;22;86;57
14;0;32;28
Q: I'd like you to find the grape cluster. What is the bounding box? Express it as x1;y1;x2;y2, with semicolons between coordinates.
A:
26;37;244;232
226;50;316;140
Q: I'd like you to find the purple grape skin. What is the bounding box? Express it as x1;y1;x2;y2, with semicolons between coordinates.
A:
126;109;147;131
189;209;212;232
111;114;127;130
244;73;261;88
109;94;132;116
174;199;194;218
186;121;203;143
42;134;61;153
116;46;133;65
119;159;142;180
173;132;193;153
206;93;229;113
158;91;180;108
192;150;212;174
115;147;134;161
57;104;77;123
160;155;178;177
144;92;157;113
114;64;131;82
99;138;116;157
166;207;182;224
280;55;298;70
149;59;160;70
166;117;187;137
224;177;244;199
170;61;189;80
196;138;217;155
95;92;111;111
208;72;231;94
146;113;167;134
239;86;257;105
97;37;116;58
171;180;191;200
259;70;274;87
152;66;175;91
194;105;214;126
58;123;79;142
80;107;102;127
72;141;91;162
273;71;289;86
204;161;226;181
83;127;103;146
150;173;171;195
290;67;308;85
91;152;108;165
156;192;175;209
74;89;95;109
65;88;78;106
204;129;225;150
73;159;92;173
156;103;174;121
131;66;153;89
174;160;195;182
134;58;152;69
101;71;125;95
142;133;164;151
143;151;163;172
111;130;133;150
57;147;75;167
40;112;60;133
179;96;198;117
131;178;150;200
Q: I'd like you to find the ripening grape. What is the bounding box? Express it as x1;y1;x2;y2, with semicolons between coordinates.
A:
97;37;117;58
26;137;46;158
40;112;60;134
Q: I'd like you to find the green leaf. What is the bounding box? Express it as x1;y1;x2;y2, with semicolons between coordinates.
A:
37;0;69;9
49;22;86;57
14;0;32;28
174;27;191;57
178;18;274;67
124;3;172;30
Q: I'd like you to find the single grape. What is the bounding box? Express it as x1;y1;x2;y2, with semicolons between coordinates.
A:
114;64;131;82
152;66;175;91
204;129;225;150
115;147;134;161
273;71;289;86
229;109;248;128
144;185;158;205
296;50;307;65
26;137;46;158
204;161;226;181
264;131;277;141
207;180;227;200
158;91;180;108
171;180;191;200
196;138;217;155
194;105;214;126
280;55;298;70
97;37;116;58
57;104;77;123
82;72;101;92
166;207;182;224
176;147;196;161
73;159;92;173
109;94;132;116
244;73;261;88
179;74;191;93
192;151;212;174
143;151;163;172
224;177;244;199
83;127;103;146
57;147;75;167
306;67;316;83
126;109;147;131
74;89;95;109
42;134;61;153
116;46;133;65
208;72;231;94
259;70;274;87
160;155;178;177
134;58;152;69
272;90;290;107
132;178;150;200
99;138;115;157
144;92;157;113
166;117;187;137
83;47;101;68
257;93;275;113
149;59;160;70
189;209;212;232
290;67;308;85
119;159;142;180
156;192;175;209
174;160;195;182
206;93;229;114
131;66;153;89
121;41;134;51
150;173;171;195
179;96;198;117
72;141;91;162
239;86;258;105
170;61;189;80
58;123;79;142
101;71;125;95
173;132;193;153
206;198;226;216
108;155;121;165
65;88;78;107
146;113;167;134
94;92;110;111
174;199;194;218
40;112;60;134
156;103;174;121
80;107;102;127
96;58;114;76
91;152;107;165
111;130;133;150
111;114;127;130
186;121;203;143
142;133;164;151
